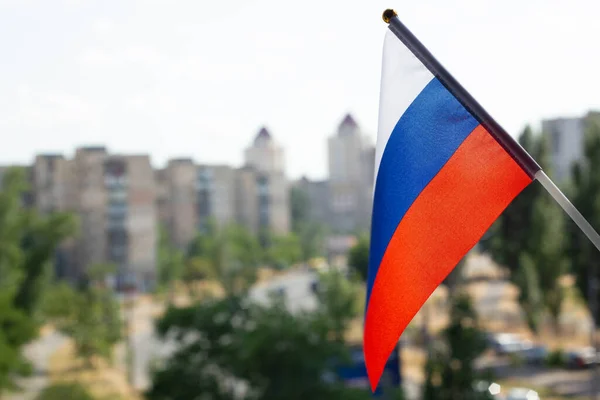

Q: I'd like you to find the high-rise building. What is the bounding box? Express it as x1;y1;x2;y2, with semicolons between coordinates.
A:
32;154;77;279
542;111;600;182
159;159;197;250
327;114;375;233
242;127;290;234
33;154;76;213
157;160;239;250
244;127;285;175
293;177;330;225
106;154;157;291
196;164;237;231
542;116;586;182
29;147;158;290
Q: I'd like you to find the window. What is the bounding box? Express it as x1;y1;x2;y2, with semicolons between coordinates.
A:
107;203;127;216
109;188;127;202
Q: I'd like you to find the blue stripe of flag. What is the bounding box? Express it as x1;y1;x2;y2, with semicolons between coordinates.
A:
366;78;479;307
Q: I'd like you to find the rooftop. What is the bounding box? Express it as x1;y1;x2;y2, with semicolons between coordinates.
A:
253;126;272;145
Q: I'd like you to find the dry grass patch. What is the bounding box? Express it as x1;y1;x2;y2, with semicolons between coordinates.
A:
48;341;141;400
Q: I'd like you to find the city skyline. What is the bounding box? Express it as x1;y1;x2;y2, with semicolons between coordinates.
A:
3;0;600;180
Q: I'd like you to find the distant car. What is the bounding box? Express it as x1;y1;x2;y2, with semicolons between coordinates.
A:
487;333;531;355
518;345;548;365
566;347;599;369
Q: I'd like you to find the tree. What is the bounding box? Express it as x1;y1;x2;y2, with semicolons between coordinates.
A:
314;270;361;341
266;233;302;269
43;280;122;367
348;235;369;282
569;113;600;326
35;383;94;400
0;167;77;393
156;225;185;302
484;126;541;272
297;222;327;261
290;186;327;261
484;128;568;335
422;293;493;400
187;222;261;296
443;257;467;299
146;296;355;400
290;186;310;234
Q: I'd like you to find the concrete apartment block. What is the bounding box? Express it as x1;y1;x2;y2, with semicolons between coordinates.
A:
243;127;290;235
235;166;260;234
196;164;237;231
162;158;197;250
327;114;374;233
73;147;109;275
122;155;157;289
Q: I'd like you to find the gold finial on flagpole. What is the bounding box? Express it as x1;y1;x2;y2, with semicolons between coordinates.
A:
382;9;397;23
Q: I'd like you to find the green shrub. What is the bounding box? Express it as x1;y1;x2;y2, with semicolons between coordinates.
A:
545;348;566;367
35;383;94;400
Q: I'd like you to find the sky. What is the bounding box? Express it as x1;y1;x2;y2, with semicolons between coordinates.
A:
1;0;600;180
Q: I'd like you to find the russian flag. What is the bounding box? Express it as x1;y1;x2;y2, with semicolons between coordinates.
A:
364;11;541;390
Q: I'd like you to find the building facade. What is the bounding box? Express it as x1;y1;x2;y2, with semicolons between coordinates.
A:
293;177;330;225
242;127;290;235
327;114;375;233
30;147;158;290
542;117;586;182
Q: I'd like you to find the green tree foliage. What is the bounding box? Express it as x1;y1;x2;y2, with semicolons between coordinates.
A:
443;257;467;299
485;126;542;272
187;221;261;296
348;235;370;282
35;383;94;400
314;270;361;341
569;113;600;326
146;269;387;399
485;128;568;334
422;293;493;400
43;279;122;366
0;167;77;392
265;233;302;269
146;297;350;400
290;185;327;261
156;226;185;302
297;222;327;261
290;186;310;234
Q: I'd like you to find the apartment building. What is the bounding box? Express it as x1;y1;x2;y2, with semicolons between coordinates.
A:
157;160;238;250
30;147;157;290
293;177;330;225
328;114;375;233
242;127;290;234
158;159;197;250
542;117;586;182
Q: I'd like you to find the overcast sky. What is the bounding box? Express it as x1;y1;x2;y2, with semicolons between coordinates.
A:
1;0;600;179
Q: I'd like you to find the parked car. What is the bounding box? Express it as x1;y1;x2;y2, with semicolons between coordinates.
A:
487;333;531;355
566;347;600;369
518;345;548;365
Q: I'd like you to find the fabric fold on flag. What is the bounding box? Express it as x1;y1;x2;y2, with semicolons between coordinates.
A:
364;30;536;390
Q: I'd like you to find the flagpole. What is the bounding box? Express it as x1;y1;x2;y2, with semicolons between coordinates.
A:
382;8;600;397
535;170;600;400
382;9;540;179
